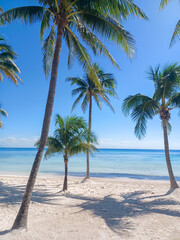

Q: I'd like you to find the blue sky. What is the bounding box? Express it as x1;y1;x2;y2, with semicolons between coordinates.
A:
0;0;180;149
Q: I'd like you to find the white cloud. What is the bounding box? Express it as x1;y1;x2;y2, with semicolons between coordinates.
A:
7;137;17;142
0;136;39;147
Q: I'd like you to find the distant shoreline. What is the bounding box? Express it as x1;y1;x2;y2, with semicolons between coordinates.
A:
0;171;180;181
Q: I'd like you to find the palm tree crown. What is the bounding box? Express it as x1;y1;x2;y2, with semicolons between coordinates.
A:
67;63;118;112
0;0;147;83
122;63;180;139
0;36;21;84
160;0;180;46
43;114;97;159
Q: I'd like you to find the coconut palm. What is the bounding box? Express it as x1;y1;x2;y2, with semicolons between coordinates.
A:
0;104;8;128
122;63;180;189
36;114;97;191
160;0;180;46
0;36;21;84
67;63;117;179
0;0;147;229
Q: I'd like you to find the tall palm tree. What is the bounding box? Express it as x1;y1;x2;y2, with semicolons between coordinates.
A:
67;63;117;179
0;36;21;84
160;0;180;46
122;63;180;189
0;0;147;229
0;104;8;128
37;115;97;191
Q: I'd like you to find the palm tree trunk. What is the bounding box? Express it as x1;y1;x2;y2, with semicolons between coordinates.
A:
12;25;64;230
86;94;92;179
63;157;68;191
162;119;179;188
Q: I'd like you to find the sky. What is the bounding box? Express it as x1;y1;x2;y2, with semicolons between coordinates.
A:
0;0;180;149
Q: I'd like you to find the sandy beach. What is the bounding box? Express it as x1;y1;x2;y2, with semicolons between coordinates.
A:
0;176;180;240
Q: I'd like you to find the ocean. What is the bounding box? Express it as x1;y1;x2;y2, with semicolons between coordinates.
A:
0;148;180;180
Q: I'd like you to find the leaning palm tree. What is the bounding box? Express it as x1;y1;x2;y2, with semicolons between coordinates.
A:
0;104;8;128
122;63;180;189
0;36;21;84
67;63;117;179
0;0;147;229
160;0;180;46
36;115;97;191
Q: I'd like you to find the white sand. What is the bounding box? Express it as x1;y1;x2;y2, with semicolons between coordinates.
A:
0;176;180;240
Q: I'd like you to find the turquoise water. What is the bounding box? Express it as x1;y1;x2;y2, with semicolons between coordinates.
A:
0;148;180;180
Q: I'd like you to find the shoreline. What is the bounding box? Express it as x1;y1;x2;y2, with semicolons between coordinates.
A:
0;171;180;182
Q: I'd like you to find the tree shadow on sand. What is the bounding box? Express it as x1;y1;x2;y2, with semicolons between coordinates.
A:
0;181;61;206
65;189;180;234
0;180;180;236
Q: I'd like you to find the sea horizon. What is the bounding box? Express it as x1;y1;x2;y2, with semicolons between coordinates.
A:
0;147;180;151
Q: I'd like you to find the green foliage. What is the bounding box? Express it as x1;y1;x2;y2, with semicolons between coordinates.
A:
159;0;170;9
0;6;44;25
35;114;97;159
42;25;56;78
170;20;180;46
0;37;21;84
0;104;8;128
160;0;180;45
67;63;117;113
0;0;147;81
122;94;159;139
122;63;180;139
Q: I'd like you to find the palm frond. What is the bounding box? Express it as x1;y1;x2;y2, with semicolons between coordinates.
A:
71;91;87;112
0;108;8;117
55;114;65;129
0;6;45;25
0;6;3;14
42;25;56;77
74;17;119;68
159;0;170;10
0;106;8;128
40;10;52;44
76;0;147;20
71;87;87;96
0;65;20;85
65;26;100;87
132;100;159;139
122;94;154;116
93;95;102;110
100;94;115;112
81;94;89;113
79;10;135;58
168;92;180;108
0;37;21;84
170;20;180;46
64;29;75;68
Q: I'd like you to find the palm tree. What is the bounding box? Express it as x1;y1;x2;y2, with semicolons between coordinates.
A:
36;114;97;191
0;36;21;84
122;63;180;189
0;0;147;229
0;104;8;128
160;0;180;46
67;63;117;179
